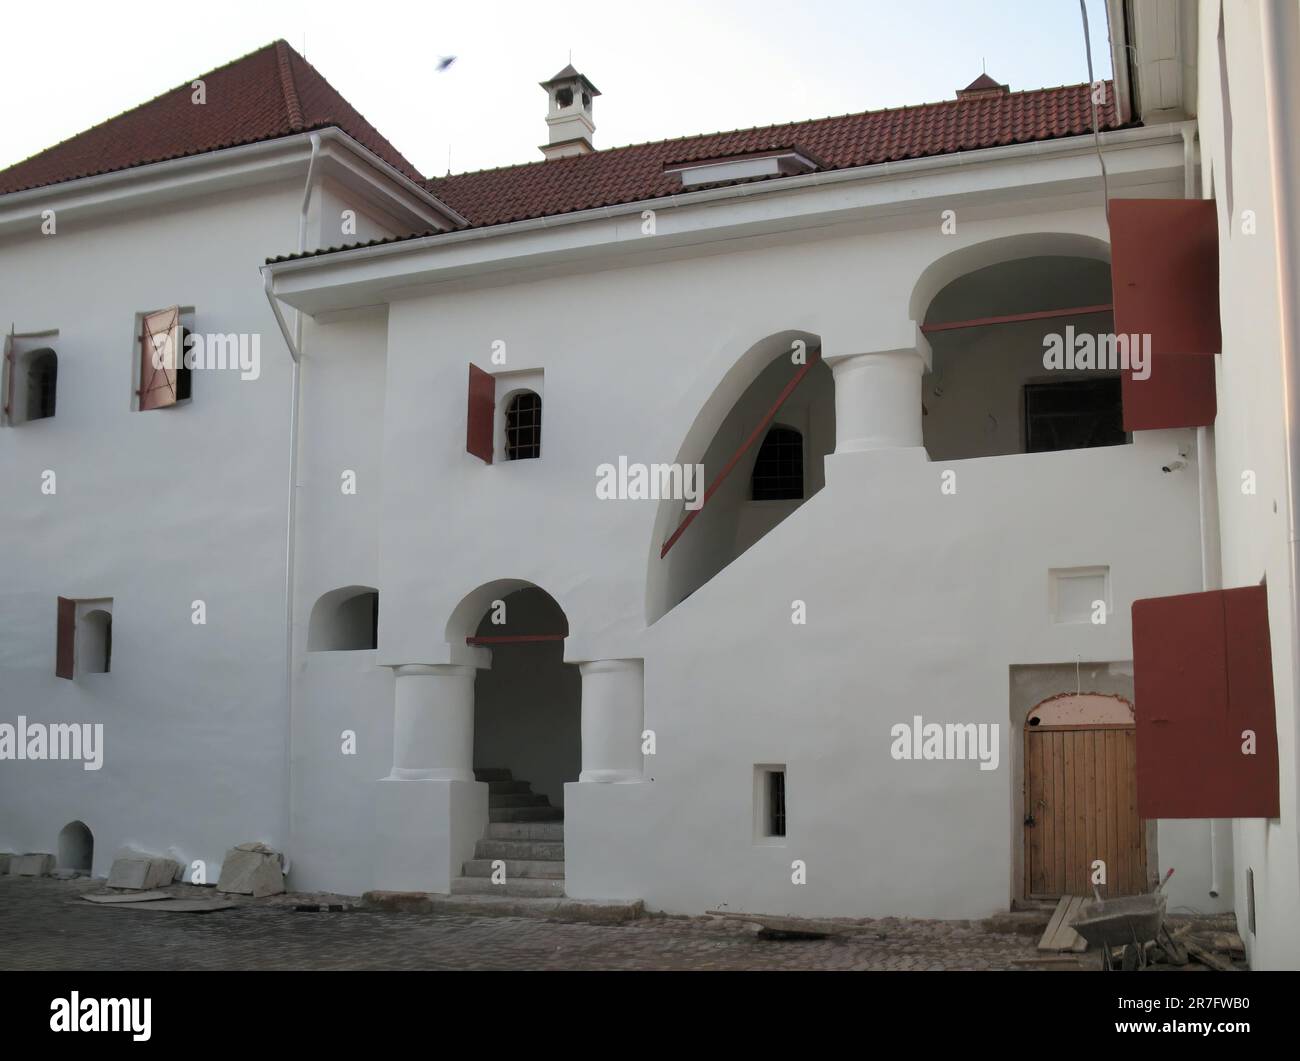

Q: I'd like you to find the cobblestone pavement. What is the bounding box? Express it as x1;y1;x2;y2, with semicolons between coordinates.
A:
0;876;1087;971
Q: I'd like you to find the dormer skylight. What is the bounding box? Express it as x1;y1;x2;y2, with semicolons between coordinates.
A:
664;148;821;188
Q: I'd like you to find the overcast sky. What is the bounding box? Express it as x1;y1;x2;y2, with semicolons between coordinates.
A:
2;0;1113;178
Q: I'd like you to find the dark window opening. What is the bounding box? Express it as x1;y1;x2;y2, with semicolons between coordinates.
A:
751;425;804;500
1024;378;1126;454
767;770;786;837
26;351;57;420
176;328;193;402
555;87;573;107
505;391;542;460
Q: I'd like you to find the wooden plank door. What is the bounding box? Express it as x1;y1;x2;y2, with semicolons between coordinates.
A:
1024;727;1148;898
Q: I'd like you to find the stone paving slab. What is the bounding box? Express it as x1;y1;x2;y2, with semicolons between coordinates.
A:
0;875;1125;971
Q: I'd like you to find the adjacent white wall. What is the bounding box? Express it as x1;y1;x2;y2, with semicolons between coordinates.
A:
0;181;304;879
1194;0;1300;970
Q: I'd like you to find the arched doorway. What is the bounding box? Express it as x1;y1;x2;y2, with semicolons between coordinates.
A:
469;586;579;811
57;820;93;875
1022;693;1150;898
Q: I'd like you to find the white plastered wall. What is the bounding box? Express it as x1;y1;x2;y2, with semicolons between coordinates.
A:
1193;0;1300;969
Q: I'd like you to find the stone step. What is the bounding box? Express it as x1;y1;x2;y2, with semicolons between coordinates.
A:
474;839;565;861
474;768;514;782
487;780;532;794
463;858;566;879
488;793;550;808
451;876;565;898
489;806;563;823
486;822;565;842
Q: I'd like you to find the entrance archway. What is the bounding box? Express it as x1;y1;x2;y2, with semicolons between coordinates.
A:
469;586;579;810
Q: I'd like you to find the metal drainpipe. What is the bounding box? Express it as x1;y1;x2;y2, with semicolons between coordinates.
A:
278;132;319;861
1183;124;1227;899
1261;0;1300;902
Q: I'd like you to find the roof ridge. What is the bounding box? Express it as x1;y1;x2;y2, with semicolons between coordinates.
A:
0;40;286;177
428;79;1106;185
274;40;305;131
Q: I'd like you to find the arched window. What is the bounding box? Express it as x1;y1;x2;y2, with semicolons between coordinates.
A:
505;391;542;460
25;350;57;421
79;610;112;674
308;587;379;651
751;425;804;500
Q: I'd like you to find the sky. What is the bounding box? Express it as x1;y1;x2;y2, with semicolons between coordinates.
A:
1;0;1113;178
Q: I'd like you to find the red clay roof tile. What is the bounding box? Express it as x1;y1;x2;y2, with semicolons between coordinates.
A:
426;80;1121;229
0;41;421;196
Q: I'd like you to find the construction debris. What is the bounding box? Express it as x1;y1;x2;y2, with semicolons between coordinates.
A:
706;909;868;939
216;842;285;897
1037;896;1089;952
107;854;180;890
82;890;173;904
10;853;55;877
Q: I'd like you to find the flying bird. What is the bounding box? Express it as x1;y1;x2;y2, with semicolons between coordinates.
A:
436;56;457;72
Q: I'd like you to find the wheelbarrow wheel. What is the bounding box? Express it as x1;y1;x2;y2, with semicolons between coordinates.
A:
1122;943;1141;971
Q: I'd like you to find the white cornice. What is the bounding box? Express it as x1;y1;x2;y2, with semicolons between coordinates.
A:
266;124;1190;315
0;129;463;239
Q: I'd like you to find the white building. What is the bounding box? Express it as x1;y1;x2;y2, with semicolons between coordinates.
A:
2;2;1298;969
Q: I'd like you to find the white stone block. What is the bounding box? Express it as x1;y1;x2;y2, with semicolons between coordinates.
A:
12;853;55;876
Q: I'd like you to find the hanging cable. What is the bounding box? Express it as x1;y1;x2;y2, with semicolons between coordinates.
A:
1080;0;1112;220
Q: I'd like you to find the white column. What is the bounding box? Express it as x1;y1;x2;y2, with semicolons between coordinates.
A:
579;659;644;783
389;664;476;781
825;331;930;453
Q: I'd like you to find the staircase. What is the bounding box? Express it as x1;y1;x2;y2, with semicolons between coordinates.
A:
451;768;565;897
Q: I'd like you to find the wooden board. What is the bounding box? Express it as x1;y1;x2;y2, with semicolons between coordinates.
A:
1025;727;1147;898
1038;895;1090;952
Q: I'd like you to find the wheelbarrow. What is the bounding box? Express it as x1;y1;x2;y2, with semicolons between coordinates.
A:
1071;869;1179;970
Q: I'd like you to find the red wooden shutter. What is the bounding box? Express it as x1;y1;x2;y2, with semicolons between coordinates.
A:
1121;352;1217;430
56;597;75;679
1109;199;1222;356
1132;585;1280;818
467;363;495;463
139;307;182;410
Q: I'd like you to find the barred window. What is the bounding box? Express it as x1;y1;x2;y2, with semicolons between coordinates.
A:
505;391;542;460
751;425;803;500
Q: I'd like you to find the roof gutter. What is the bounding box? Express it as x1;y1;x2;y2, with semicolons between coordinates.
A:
266;123;1181;278
273;128;319;866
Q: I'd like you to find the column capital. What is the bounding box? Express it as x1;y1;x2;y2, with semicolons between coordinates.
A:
391;663;477;679
823;321;932;373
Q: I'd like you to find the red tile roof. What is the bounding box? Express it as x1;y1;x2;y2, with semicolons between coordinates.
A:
426;80;1121;229
0;41;421;196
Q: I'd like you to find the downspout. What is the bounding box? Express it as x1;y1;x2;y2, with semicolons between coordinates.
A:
1183;124;1226;899
264;131;319;861
1261;0;1300;903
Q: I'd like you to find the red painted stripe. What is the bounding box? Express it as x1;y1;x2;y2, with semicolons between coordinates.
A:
920;303;1113;334
661;349;821;559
